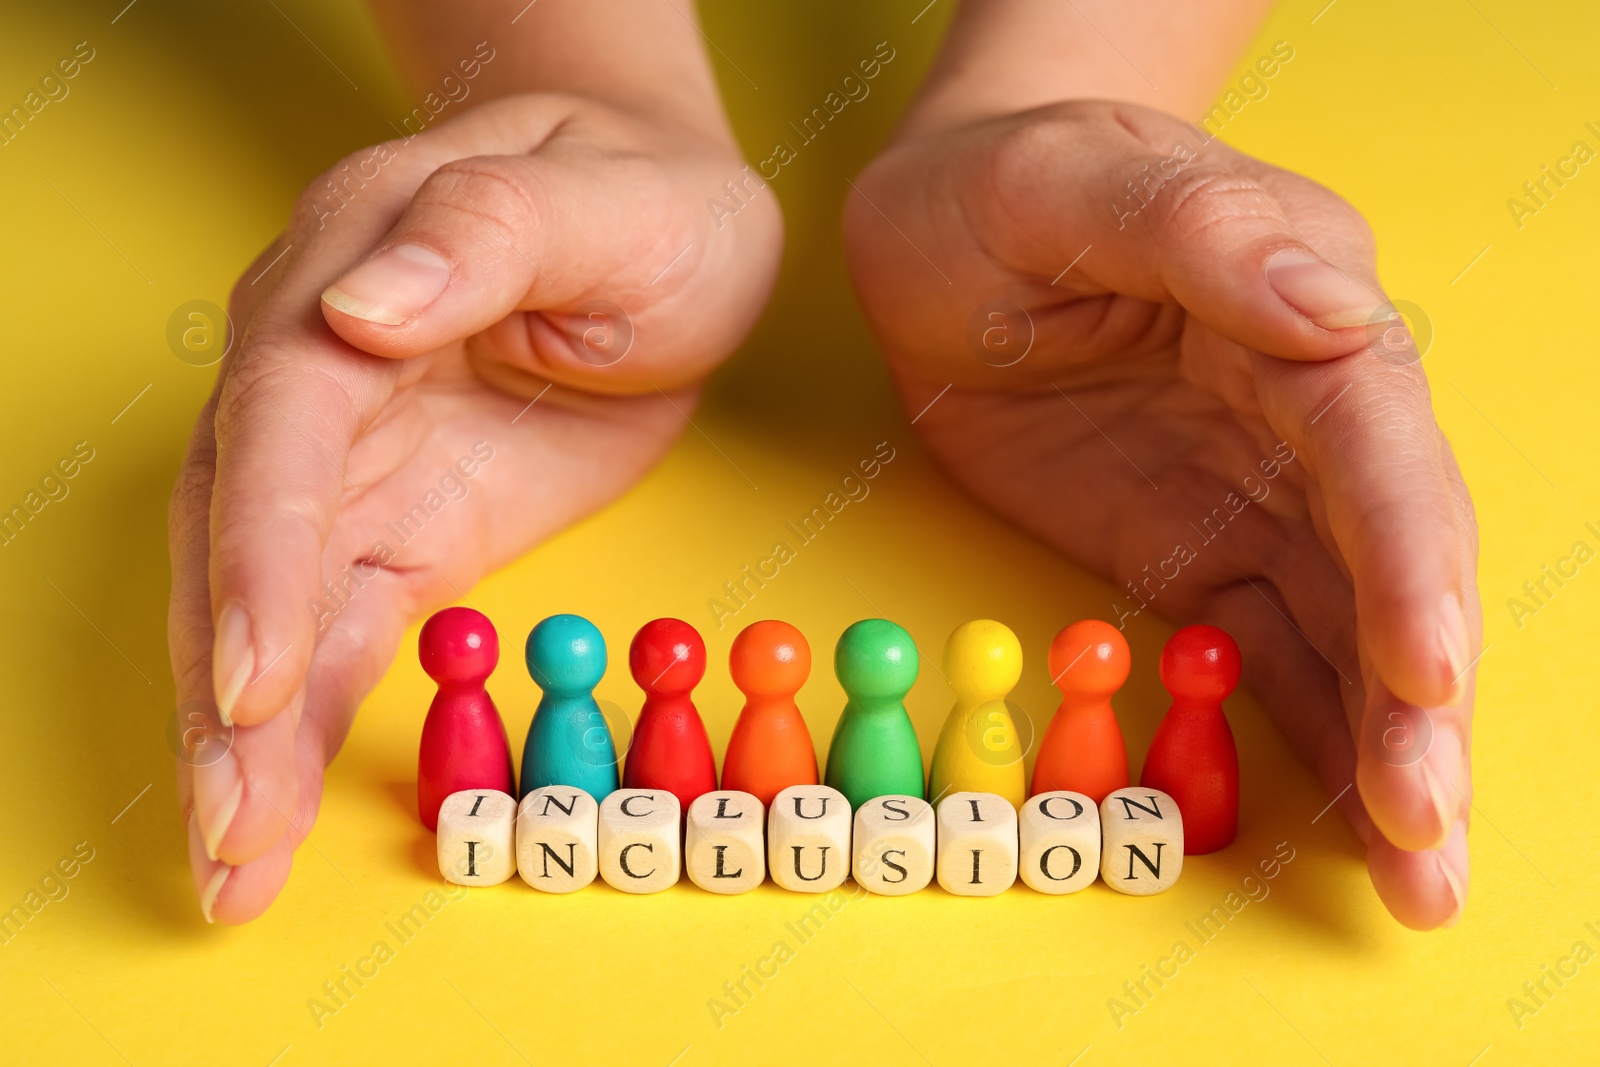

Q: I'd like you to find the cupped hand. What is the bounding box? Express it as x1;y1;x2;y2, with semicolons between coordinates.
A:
844;100;1478;929
171;93;782;923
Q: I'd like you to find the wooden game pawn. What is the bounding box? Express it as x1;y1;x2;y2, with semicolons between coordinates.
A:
722;620;819;808
622;618;718;811
522;614;620;802
417;607;516;831
928;620;1026;807
1030;619;1131;805
1139;625;1241;854
824;618;925;809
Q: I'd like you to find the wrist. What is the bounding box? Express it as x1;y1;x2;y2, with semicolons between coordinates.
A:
894;0;1273;141
370;0;737;150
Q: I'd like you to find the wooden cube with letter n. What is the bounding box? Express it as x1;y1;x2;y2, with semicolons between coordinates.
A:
516;786;598;893
1099;787;1183;895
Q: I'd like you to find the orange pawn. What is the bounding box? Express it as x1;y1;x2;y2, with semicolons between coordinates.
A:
722;620;819;807
1029;620;1130;804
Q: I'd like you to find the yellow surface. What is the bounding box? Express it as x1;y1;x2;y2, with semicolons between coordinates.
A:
2;1;1597;1064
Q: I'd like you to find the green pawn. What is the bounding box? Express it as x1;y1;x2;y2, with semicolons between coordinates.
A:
825;619;925;808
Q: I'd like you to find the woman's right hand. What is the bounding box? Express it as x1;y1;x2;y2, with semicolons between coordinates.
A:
171;90;782;923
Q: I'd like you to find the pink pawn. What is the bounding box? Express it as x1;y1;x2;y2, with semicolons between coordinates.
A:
417;607;516;831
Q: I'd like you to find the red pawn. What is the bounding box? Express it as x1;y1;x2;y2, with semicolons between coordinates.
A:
1139;625;1241;854
623;618;717;810
417;607;516;831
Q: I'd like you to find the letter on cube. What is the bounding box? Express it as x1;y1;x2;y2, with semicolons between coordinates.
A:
437;789;517;886
516;786;598;893
1099;787;1183;895
686;790;765;894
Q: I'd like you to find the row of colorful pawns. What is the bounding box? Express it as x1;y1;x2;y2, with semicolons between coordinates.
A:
419;610;1243;856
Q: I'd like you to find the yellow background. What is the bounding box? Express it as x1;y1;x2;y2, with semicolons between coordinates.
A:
2;0;1597;1063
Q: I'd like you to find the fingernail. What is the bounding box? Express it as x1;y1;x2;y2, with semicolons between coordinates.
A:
1438;592;1471;699
199;866;231;924
1438;820;1468;927
322;243;451;326
200;777;243;862
213;602;253;727
1265;248;1386;330
1419;760;1457;851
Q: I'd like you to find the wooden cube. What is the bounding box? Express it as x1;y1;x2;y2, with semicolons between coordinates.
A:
686;790;765;894
1099;787;1183;895
1019;790;1100;894
437;789;516;887
516;786;598;893
598;789;681;893
767;784;851;893
936;792;1018;896
852;794;934;896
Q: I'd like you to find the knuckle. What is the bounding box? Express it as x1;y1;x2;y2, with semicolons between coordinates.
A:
287;167;345;233
965;111;1097;255
1147;169;1274;245
212;346;355;452
412;157;543;239
1288;172;1375;250
228;243;283;321
1329;195;1376;253
167;430;216;553
212;346;286;437
986;110;1087;200
209;481;323;556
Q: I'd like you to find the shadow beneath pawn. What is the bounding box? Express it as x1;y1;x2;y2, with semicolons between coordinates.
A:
409;832;439;880
382;778;417;821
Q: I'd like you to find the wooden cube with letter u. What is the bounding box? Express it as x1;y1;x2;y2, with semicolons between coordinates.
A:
768;785;850;893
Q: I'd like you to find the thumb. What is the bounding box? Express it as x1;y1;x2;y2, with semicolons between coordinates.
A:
318;151;656;364
998;103;1391;359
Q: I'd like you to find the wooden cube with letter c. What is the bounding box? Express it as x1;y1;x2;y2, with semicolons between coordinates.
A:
598;789;681;893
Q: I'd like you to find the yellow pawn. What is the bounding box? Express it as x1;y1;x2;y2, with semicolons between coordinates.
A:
929;620;1026;808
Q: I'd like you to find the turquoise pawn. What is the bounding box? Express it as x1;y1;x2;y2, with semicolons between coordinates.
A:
824;619;925;809
522;614;619;801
